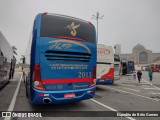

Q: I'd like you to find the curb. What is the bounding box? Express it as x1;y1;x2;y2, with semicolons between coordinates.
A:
0;80;9;89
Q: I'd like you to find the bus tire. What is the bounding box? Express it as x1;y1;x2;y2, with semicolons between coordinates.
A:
23;72;26;83
25;78;28;98
9;69;12;80
111;80;114;85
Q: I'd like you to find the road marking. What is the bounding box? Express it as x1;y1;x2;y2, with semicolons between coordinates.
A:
119;83;135;87
139;83;149;85
143;88;158;90
6;85;17;87
4;74;23;120
91;99;136;120
149;93;160;94
123;87;140;92
142;79;160;91
99;85;160;102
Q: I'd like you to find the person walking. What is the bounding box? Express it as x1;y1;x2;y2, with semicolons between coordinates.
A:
11;56;16;79
148;68;153;82
133;71;136;80
137;70;142;83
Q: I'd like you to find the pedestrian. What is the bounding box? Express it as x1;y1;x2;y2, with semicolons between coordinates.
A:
122;65;127;75
148;68;153;82
133;71;136;80
137;70;142;83
11;56;16;79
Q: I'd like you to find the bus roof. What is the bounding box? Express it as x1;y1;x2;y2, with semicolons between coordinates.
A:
42;13;91;24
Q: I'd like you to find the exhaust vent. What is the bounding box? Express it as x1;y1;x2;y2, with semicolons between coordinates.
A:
45;50;91;62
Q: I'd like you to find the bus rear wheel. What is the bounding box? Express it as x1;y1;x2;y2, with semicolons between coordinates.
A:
25;79;28;98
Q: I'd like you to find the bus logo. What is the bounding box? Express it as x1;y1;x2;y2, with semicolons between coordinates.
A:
48;40;91;53
98;48;110;55
65;22;80;36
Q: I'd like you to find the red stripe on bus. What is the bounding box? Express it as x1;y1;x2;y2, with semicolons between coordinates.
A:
101;68;114;79
42;78;93;84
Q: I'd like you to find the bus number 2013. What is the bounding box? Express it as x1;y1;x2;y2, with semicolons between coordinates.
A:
78;72;92;78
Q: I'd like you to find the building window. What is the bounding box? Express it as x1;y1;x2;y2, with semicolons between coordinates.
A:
139;51;148;63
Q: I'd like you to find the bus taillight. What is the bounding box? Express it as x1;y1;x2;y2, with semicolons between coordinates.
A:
93;66;96;79
90;66;96;87
32;64;45;91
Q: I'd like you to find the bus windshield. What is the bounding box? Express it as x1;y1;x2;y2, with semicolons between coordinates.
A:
40;14;95;43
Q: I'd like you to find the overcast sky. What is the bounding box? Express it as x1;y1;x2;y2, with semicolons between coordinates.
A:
0;0;160;62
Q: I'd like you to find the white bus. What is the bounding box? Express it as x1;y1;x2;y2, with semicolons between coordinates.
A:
114;54;121;80
96;44;114;84
0;31;14;87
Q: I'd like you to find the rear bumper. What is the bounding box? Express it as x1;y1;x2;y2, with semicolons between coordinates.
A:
96;78;114;85
30;86;96;104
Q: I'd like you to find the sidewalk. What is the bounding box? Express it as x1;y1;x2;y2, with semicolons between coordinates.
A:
0;79;9;89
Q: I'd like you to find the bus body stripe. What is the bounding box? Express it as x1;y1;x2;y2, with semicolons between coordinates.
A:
42;78;92;84
101;68;114;79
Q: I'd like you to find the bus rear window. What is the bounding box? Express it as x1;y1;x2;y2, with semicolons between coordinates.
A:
40;15;95;43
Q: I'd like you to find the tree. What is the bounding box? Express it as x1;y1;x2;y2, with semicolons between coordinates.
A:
20;55;25;64
12;46;17;55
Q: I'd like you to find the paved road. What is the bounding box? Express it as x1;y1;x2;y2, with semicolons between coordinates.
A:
0;71;160;120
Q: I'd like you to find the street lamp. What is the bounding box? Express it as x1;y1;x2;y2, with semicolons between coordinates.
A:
92;12;104;42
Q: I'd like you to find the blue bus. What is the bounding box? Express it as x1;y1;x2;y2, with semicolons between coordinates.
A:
127;61;135;74
25;13;97;104
0;31;15;88
121;60;134;75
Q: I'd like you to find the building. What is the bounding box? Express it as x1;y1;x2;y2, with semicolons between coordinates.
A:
120;44;160;65
114;44;121;54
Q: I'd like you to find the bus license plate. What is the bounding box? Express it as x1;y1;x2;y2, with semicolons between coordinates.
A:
64;93;75;98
